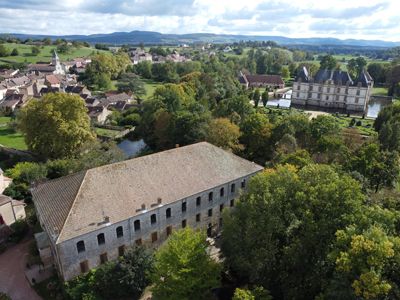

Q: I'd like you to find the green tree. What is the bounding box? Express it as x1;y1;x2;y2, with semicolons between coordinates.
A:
214;95;254;123
134;61;152;79
261;91;269;107
116;72;146;97
10;48;19;56
253;88;261;107
310;115;340;141
0;44;10;57
280;65;290;79
240;112;273;162
31;46;40;56
206;118;242;152
222;164;365;299
17;93;95;159
151;227;221;300
319;55;338;70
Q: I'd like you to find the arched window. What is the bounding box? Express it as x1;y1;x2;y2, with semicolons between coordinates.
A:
151;214;157;225
116;226;123;238
134;220;141;231
97;233;105;245
77;240;85;253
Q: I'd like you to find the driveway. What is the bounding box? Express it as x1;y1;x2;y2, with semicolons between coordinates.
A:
0;238;42;300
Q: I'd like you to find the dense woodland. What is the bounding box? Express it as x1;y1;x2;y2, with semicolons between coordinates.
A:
3;38;400;299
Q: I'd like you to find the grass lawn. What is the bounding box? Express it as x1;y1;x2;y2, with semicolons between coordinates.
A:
0;43;109;64
372;86;389;96
333;115;376;136
0;118;27;150
95;127;121;138
142;78;162;100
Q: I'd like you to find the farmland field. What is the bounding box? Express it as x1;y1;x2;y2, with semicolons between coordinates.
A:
0;43;109;64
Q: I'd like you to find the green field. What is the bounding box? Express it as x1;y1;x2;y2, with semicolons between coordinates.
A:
372;86;389;96
95;127;121;138
0;117;27;150
143;78;162;100
0;43;108;64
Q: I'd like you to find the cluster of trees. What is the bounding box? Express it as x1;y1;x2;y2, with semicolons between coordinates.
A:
0;44;18;57
82;52;131;90
65;228;220;300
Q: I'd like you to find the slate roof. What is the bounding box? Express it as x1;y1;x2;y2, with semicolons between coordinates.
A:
32;142;263;243
245;74;284;85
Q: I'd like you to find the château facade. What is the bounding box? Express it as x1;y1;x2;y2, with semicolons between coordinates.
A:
291;66;374;113
32;142;263;280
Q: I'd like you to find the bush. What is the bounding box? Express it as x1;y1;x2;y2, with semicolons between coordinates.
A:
349;118;356;127
0;292;11;300
10;48;19;56
9;219;29;243
356;120;362;126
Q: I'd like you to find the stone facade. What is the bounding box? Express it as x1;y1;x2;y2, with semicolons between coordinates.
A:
291;67;373;113
47;176;252;280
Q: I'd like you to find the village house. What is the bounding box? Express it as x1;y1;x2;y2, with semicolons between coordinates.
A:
0;195;26;227
291;66;374;113
28;51;65;75
0;69;19;79
0;93;28;112
32;142;263;281
239;71;285;90
87;105;112;124
0;168;11;194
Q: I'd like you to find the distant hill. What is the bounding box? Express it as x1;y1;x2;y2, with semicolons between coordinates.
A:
2;31;399;48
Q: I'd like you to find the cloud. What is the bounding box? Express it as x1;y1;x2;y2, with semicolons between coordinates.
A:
0;0;399;41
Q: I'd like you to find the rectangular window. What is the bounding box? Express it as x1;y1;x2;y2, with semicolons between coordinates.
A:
230;199;235;207
134;220;141;231
297;85;300;90
118;245;125;257
208;192;213;202
135;238;142;246
116;226;123;238
166;208;171;219
97;233;105;246
327;87;330;93
355;98;359;104
220;204;224;212
337;88;340;93
100;253;108;264
182;201;187;213
152;232;158;243
182;219;187;228
196;196;201;207
241;180;246;188
196;213;201;222
231;183;235;193
77;241;85;253
151;214;157;225
80;260;89;274
208;208;213;217
220;188;224;197
166;226;172;236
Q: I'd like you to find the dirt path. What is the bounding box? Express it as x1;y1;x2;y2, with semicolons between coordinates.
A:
0;238;42;300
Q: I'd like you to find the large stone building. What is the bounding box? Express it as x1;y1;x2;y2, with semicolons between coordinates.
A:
32;142;263;281
291;67;373;113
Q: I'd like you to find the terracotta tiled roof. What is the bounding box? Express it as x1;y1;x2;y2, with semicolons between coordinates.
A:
32;142;263;243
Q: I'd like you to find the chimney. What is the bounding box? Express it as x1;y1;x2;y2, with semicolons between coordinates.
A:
157;198;162;205
104;216;110;223
141;204;146;210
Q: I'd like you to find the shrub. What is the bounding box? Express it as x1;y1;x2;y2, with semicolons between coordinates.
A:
0;292;11;300
9;219;29;243
356;120;362;126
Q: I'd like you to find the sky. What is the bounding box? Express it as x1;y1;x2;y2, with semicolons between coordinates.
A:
0;0;399;41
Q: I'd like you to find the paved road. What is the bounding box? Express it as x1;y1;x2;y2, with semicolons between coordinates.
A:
0;238;42;300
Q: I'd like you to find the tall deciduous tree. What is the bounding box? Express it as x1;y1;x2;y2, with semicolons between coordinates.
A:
17;93;95;159
151;228;221;300
206;118;242;152
319;55;338;70
221;164;365;299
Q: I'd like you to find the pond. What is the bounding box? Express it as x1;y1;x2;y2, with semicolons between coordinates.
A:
367;98;391;119
117;139;147;158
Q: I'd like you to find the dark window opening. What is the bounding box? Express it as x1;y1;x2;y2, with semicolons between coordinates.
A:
220;204;224;212
182;219;187;228
231;183;236;193
151;214;157;225
166;208;171;219
182;202;187;213
241;180;246;188
208;208;213;217
166;226;172;236
77;241;85;253
196;196;201;206
116;226;123;238
100;253;108;264
152;232;158;243
220;187;224;197
97;233;105;245
134;220;141;231
118;245;125;257
80;260;89;273
196;213;201;222
230;199;235;207
209;192;213;201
